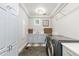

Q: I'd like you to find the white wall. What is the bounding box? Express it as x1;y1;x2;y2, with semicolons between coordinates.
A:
28;17;52;34
18;5;28;53
52;5;79;39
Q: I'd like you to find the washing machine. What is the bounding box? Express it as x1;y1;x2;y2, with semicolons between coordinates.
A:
46;36;62;56
46;36;54;56
46;35;79;56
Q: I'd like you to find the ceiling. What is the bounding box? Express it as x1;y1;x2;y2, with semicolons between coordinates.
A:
22;3;60;17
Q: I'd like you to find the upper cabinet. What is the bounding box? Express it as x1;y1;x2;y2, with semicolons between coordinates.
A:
0;3;18;16
55;12;64;20
61;3;79;15
55;3;79;19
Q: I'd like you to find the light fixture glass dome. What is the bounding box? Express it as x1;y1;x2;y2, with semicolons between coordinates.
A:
35;7;46;15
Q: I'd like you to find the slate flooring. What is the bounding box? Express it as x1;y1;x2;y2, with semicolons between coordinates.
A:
19;46;47;56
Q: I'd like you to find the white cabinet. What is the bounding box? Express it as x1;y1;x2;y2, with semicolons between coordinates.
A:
63;46;78;56
55;13;64;19
55;4;79;19
63;46;72;56
0;51;9;56
4;11;18;47
0;7;7;51
0;3;18;56
0;3;18;16
61;4;79;15
27;34;46;43
7;41;17;56
0;41;17;56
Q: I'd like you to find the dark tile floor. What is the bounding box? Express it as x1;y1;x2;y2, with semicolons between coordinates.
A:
19;46;47;56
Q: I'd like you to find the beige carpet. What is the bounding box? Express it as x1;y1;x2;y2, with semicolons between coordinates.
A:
19;46;47;56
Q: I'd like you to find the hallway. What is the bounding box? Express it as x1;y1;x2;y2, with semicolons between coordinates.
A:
0;3;79;56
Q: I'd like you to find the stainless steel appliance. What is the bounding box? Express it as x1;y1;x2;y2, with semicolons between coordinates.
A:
46;35;79;56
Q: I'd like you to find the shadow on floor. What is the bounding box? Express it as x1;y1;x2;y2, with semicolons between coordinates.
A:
19;46;47;56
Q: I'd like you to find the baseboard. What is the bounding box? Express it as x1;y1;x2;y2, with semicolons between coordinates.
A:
18;42;28;54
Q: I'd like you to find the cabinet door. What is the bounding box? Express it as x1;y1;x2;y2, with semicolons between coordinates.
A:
0;7;7;50
63;46;78;56
61;4;79;15
8;43;18;56
10;45;18;56
0;41;18;56
0;3;18;56
0;3;18;16
36;34;45;43
63;46;71;56
5;17;18;55
27;34;34;43
55;13;64;19
0;51;9;56
5;13;17;45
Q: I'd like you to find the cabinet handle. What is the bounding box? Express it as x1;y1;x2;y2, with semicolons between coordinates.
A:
7;45;13;52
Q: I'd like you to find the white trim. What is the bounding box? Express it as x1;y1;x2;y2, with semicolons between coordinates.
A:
18;42;27;54
19;3;68;18
49;3;63;17
30;16;50;18
19;3;30;17
50;3;68;18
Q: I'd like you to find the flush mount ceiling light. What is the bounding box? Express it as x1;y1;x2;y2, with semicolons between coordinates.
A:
35;7;46;15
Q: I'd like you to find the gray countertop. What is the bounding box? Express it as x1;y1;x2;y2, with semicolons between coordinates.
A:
49;35;79;43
